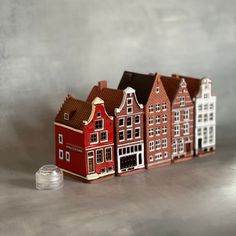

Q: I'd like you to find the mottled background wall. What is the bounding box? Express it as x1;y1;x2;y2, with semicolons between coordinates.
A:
0;0;235;169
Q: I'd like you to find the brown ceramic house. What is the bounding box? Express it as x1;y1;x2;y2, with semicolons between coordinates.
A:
87;81;145;176
160;76;194;162
118;72;172;169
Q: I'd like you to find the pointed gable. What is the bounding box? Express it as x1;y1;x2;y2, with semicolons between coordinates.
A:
160;76;180;103
87;81;124;116
118;71;156;105
172;74;202;99
55;95;92;130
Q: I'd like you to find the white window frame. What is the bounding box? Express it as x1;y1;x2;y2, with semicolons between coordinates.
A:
164;152;168;158
179;139;184;153
149;141;154;151
174;111;180;122
59;149;63;160
162;114;167;123
162;126;167;134
127;98;133;106
156;87;160;93
87;151;95;174
148;116;154;125
162;138;167;148
94;119;104;130
156;127;161;136
135;127;141;138
155;140;161;150
180;96;185;106
127;129;133;140
162;102;167;111
173;141;177;154
66;151;70;162
149;128;154;137
155;153;162;160
90;133;98;144
174;125;180;137
119;118;124;127
119;130;125;142
96;149;104;164
100;131;108;142
126;116;132;127
64;113;69;120
156;116;161;124
135;115;140;124
184;123;189;135
156;104;161;112
184;110;189;121
105;147;112;162
58;134;63;144
149;105;154;113
127;107;133;114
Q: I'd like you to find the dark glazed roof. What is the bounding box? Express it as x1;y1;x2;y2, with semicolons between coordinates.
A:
172;74;202;99
160;76;180;103
87;86;124;116
118;71;156;105
55;95;92;130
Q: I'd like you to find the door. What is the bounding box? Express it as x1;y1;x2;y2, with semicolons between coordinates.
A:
186;143;191;154
120;154;137;170
198;139;202;149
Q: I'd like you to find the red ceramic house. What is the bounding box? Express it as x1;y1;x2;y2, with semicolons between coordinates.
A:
54;95;115;182
160;76;194;162
118;72;172;169
87;81;145;176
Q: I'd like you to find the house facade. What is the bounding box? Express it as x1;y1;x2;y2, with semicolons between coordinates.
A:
161;76;194;162
55;95;115;182
172;75;216;157
118;72;172;169
87;81;145;175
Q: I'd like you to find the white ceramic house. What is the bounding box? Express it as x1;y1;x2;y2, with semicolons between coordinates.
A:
194;78;216;156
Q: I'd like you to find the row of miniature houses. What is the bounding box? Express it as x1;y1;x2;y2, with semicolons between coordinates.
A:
55;71;216;182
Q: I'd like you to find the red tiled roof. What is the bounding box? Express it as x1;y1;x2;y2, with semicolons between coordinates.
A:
118;71;156;105
160;75;180;103
172;74;201;99
87;85;124;116
55;95;92;130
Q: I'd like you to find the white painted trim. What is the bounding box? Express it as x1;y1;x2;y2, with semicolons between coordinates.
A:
85;143;114;151
117;140;144;147
54;122;83;133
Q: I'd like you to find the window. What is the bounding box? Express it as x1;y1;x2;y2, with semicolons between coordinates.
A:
162;126;167;134
156;87;160;93
90;133;98;143
162;102;167;111
149;141;154;151
179;139;184;152
64;113;69;120
96;149;103;163
210;103;214;110
135;115;140;124
174;112;180;122
59;149;63;160
184;110;189;120
87;151;95;173
150;156;154;162
135;128;140;138
149;105;154;113
149;116;154;125
127;117;132;127
209;113;214;121
119;118;124;127
204;114;208;122
198;128;202;136
198;114;202;123
127;129;132;139
204;104;208;110
156;127;161;136
156;116;161;124
180;96;185;106
164;152;168;158
127;98;133;105
149;128;154;137
173;141;177;154
119;148;122;156
209;126;214;135
174;125;180;136
155;140;161;150
184;123;189;135
127;107;133;114
155;153;162;160
66;151;70;162
105;147;112;161
204;93;209;99
119;131;124;141
100;131;108;141
162;138;167;148
58;134;63;144
97;112;101;117
95;120;103;130
138;145;142;151
198;105;202;111
162;114;167;123
156;104;161;112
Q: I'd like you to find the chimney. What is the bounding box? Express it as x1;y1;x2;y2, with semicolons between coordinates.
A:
98;80;107;90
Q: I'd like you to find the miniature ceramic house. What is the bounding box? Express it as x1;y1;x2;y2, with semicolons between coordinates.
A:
118;72;172;169
160;76;194;162
87;81;145;175
172;75;216;156
54;95;115;182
